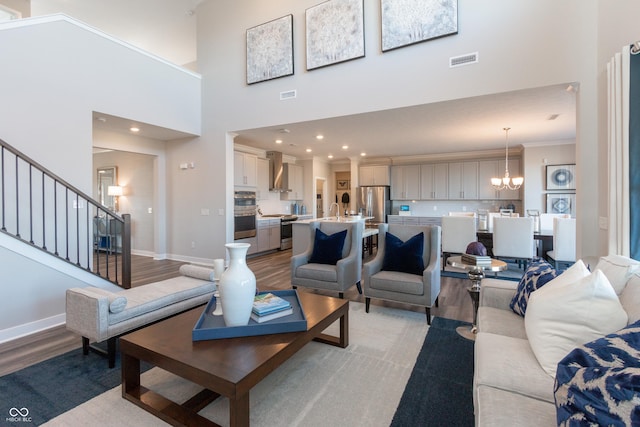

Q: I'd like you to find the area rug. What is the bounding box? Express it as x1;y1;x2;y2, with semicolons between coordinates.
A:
40;302;429;426
391;317;475;427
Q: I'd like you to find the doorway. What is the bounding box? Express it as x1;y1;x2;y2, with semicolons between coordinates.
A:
315;178;326;218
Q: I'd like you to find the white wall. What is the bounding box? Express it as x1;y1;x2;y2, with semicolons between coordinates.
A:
190;0;602;260
0;15;201;341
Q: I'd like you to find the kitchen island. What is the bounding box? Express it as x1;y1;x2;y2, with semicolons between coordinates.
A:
292;216;373;256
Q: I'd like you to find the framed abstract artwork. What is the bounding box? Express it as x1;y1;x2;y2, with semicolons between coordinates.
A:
246;15;294;85
546;193;576;216
546;164;576;190
306;0;365;70
381;0;458;52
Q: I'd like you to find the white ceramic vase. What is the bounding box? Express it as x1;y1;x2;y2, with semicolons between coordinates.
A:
220;243;256;326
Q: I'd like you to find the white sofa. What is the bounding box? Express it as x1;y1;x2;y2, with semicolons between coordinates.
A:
66;264;216;367
473;255;640;426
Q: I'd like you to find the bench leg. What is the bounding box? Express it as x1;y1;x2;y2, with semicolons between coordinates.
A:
82;336;90;355
108;337;116;368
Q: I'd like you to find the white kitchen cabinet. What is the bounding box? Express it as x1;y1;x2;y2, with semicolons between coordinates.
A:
256;158;269;199
391;165;420;200
257;219;281;252
234;151;257;187
448;161;478;200
280;163;304;200
359;165;390;186
420;163;448;200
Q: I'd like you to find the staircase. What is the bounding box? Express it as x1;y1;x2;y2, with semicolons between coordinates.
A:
0;138;131;288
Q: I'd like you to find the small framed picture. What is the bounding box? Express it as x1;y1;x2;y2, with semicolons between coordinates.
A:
546;193;575;216
337;180;350;190
546;164;576;190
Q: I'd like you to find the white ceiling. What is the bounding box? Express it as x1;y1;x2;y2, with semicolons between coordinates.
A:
33;1;577;162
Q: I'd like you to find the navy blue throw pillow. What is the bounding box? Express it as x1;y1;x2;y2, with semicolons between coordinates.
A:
309;228;347;265
382;232;425;276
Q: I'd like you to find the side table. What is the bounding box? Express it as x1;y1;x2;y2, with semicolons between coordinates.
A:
447;256;507;340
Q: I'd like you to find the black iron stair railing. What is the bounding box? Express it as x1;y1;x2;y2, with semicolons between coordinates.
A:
0;138;131;288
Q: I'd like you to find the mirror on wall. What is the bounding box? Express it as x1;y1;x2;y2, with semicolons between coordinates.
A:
97;166;117;211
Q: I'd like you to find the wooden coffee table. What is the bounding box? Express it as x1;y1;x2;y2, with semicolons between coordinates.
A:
120;292;349;427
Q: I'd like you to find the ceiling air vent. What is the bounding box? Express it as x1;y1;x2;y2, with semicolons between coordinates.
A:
280;90;297;100
449;52;478;68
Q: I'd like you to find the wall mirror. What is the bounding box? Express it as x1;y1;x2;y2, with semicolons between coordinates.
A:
97;166;117;211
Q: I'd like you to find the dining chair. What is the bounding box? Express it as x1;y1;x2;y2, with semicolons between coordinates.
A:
546;217;576;270
487;212;502;231
539;213;570;232
441;215;477;269
492;217;535;270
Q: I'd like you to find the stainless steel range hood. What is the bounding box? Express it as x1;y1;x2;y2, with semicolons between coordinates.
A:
266;151;292;192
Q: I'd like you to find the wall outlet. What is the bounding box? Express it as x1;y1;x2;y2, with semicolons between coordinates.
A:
599;217;608;230
201;208;210;216
218;208;224;216
148;207;153;214
191;241;196;248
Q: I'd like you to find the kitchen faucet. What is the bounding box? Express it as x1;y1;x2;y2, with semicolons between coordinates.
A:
329;202;340;219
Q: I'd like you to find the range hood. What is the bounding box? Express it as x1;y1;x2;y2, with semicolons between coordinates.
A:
266;151;292;192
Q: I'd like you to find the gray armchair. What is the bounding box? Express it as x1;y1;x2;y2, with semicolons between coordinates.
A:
363;223;441;324
291;221;363;298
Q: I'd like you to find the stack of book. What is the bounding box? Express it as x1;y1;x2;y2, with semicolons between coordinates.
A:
251;292;293;323
462;253;492;267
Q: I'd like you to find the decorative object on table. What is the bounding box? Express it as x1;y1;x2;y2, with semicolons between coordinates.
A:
461;253;492;267
491;127;524;190
212;258;225;316
477;209;488;231
465;241;487;256
381;0;458;52
305;0;365;70
546;193;576;216
219;243;256;326
252;292;292;316
246;15;294;85
546;164;576;190
192;290;307;340
527;209;541;233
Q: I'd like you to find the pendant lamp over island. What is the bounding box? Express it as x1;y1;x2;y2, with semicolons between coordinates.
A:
491;127;523;191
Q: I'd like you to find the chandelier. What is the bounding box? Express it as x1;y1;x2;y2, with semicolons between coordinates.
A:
491;127;523;191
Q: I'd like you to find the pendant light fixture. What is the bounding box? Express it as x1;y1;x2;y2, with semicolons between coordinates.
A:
491;127;523;190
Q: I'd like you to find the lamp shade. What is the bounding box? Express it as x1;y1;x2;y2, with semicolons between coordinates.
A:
107;185;123;197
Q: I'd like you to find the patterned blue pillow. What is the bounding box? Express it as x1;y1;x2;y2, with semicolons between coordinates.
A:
554;320;640;426
509;257;557;316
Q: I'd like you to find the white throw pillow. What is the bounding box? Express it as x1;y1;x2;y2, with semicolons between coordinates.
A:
525;267;628;377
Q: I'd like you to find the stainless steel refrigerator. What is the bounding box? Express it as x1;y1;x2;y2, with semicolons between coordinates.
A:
356;186;391;225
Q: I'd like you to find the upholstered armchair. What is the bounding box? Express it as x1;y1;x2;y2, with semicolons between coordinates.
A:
291;221;363;298
363;223;441;324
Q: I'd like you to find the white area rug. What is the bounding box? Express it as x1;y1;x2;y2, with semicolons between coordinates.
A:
44;302;429;427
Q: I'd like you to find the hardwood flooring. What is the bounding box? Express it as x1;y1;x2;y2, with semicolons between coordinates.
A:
0;249;473;377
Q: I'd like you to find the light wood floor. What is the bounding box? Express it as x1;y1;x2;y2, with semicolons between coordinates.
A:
0;250;473;377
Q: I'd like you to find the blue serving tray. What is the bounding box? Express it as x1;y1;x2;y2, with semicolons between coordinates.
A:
192;289;308;341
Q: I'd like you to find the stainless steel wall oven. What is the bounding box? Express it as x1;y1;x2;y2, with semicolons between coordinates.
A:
234;191;256;239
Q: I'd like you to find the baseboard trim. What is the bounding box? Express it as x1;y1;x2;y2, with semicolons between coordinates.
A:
0;313;66;345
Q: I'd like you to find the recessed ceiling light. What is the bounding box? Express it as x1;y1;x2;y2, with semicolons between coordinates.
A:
328;154;334;159
316;134;324;140
275;139;283;144
130;127;140;132
306;148;312;153
342;145;348;150
360;152;366;156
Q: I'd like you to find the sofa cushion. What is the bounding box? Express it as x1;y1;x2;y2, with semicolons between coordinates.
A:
369;270;424;295
509;257;557;316
476;385;558;427
525;264;628;377
594;255;640;295
554;320;640;426
382;232;424;276
620;273;640;324
108;276;215;325
477;306;526;339
309;228;347;265
474;332;556;403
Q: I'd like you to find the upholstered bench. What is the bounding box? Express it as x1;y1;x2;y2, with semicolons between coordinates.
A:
65;264;216;367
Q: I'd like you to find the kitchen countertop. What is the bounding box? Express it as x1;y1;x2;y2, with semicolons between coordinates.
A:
293;216;373;224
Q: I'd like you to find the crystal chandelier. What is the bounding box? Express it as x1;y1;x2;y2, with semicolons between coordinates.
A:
491;127;523;191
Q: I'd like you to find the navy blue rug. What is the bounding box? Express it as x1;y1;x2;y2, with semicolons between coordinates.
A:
0;341;151;426
391;317;475;427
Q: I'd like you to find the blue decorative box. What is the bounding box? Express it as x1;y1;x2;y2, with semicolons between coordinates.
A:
192;289;308;341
